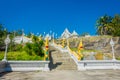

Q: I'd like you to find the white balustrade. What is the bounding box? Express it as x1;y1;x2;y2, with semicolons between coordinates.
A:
5;61;50;71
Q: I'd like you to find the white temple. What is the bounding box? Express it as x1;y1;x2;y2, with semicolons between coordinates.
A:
61;28;79;39
61;28;71;38
71;30;78;36
12;32;32;44
13;36;32;44
71;30;79;38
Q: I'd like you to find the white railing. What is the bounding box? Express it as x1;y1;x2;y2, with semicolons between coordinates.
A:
67;50;79;66
50;43;68;53
78;60;120;70
5;61;50;71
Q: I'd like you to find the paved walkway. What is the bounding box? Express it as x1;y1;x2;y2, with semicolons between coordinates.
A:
0;70;120;80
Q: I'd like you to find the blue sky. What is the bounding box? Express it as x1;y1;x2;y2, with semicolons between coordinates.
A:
0;0;120;37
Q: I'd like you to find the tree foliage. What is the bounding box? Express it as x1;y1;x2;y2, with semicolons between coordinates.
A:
96;14;120;36
24;42;44;57
0;24;45;58
24;35;44;57
0;24;8;38
80;32;90;36
27;32;32;38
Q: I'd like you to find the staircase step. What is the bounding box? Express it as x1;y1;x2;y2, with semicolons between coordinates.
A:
49;45;77;70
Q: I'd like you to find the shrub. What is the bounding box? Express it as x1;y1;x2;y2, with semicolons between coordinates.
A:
24;40;45;57
0;51;44;60
94;53;104;60
24;43;34;55
0;51;4;60
9;43;23;51
33;42;44;57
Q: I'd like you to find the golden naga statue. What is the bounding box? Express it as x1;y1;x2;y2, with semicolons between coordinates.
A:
62;38;65;48
67;39;83;60
44;37;49;60
45;37;49;51
77;39;84;60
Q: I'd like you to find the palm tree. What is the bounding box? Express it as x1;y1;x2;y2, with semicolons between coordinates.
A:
111;14;120;36
96;15;113;35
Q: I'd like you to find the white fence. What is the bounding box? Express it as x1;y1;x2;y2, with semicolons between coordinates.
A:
78;60;120;70
5;61;50;71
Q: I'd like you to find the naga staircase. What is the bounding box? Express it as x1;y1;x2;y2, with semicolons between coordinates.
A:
49;45;77;70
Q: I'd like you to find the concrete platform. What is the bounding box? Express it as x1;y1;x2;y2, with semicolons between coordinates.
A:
0;70;120;80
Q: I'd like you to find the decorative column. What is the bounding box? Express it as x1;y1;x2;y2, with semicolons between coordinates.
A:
62;38;65;48
2;35;11;62
110;38;116;60
52;32;55;44
67;39;69;48
44;37;49;60
78;39;83;60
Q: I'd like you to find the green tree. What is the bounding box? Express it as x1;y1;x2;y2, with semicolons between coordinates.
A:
111;14;120;36
96;14;120;36
0;24;8;45
0;24;4;38
27;32;32;38
24;43;34;55
16;29;22;36
96;15;113;35
33;40;44;57
80;32;90;36
0;24;8;38
24;40;44;57
32;35;39;42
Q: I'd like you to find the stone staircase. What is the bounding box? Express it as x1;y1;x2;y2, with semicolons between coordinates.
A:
49;45;77;70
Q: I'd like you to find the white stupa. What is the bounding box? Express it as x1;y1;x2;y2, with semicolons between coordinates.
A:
70;30;79;38
44;34;51;40
71;30;78;36
61;28;71;39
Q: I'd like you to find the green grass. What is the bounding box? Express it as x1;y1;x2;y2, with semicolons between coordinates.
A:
116;57;120;60
0;51;44;60
0;51;4;60
70;47;98;53
70;48;78;51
